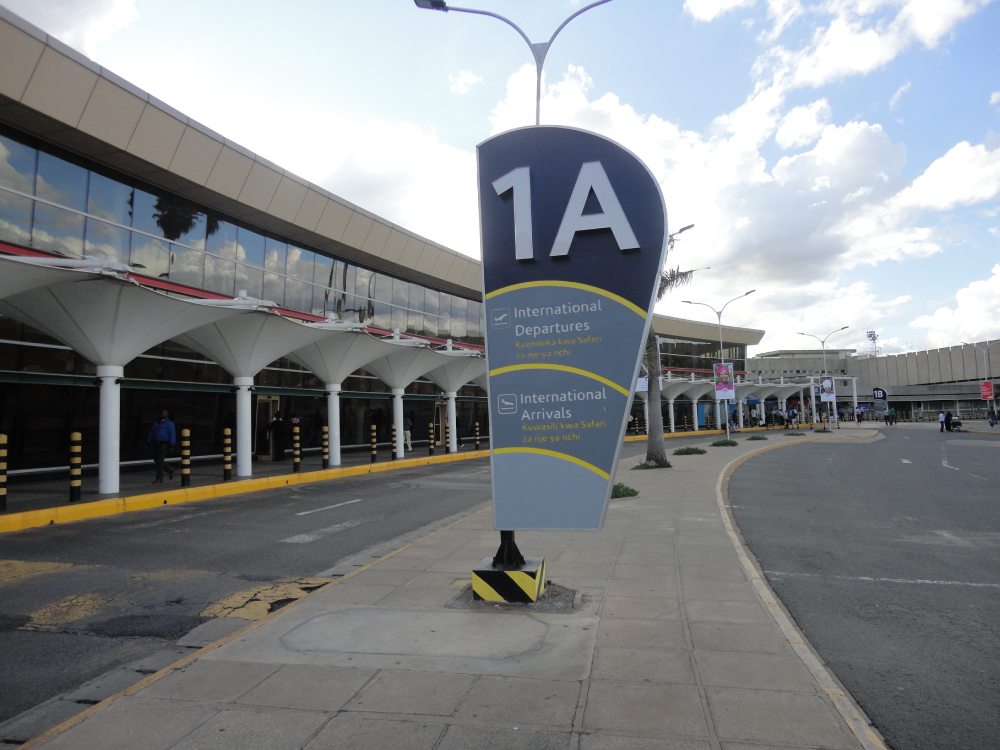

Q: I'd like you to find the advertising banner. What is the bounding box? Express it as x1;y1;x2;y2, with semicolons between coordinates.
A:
714;363;735;401
479;126;667;530
819;377;836;403
981;381;994;400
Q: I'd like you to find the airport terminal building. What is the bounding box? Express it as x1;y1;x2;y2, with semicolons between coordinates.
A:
0;7;771;489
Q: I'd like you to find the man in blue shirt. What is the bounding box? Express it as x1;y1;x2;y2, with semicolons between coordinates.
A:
146;409;176;483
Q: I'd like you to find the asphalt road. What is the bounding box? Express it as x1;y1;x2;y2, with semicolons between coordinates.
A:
0;438;669;729
729;423;1000;750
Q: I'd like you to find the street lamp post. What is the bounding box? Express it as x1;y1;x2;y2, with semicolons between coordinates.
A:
798;326;849;427
682;290;755;439
963;341;997;413
414;0;614;125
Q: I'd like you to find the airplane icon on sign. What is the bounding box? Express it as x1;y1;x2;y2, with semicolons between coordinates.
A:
491;308;510;328
497;394;517;414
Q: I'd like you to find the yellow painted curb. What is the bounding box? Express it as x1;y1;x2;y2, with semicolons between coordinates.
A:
20;505;491;750
0;450;490;535
624;424;798;441
714;436;887;750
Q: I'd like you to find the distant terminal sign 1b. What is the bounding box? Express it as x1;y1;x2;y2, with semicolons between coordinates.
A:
478;126;668;531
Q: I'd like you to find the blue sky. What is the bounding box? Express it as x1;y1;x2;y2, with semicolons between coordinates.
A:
6;0;999;355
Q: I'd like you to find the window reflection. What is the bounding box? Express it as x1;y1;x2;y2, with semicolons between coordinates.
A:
285;279;311;312
204;256;235;296
206;218;237;260
131;188;166;237
374;273;392;304
236;263;263;299
313;253;333;289
170;244;205;288
36;152;87;211
355;268;374;302
85;218;129;260
168;199;208;250
130;234;169;278
0;130;37;194
451;297;467;339
237;228;265;267
0;192;32;246
373;301;391;330
32;204;84;256
424;289;439;317
439;293;453;321
264;238;286;274
263;272;285;307
286;246;313;281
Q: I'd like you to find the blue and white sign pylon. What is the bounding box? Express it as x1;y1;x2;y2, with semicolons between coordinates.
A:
479;126;668;530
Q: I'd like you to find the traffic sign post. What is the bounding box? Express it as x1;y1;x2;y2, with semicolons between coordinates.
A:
475;126;667;596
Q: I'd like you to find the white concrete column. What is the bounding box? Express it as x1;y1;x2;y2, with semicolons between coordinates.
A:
692;400;699;431
798;389;805;424
852;379;858;417
392;388;405;459
668;399;675;433
811;378;818;424
97;365;123;494
716;400;722;430
326;383;341;466
234;376;254;477
447;392;458;453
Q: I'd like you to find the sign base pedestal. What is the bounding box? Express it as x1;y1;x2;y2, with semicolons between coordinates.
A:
472;557;546;603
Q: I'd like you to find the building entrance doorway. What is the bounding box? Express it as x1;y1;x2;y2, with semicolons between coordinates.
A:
255;395;280;461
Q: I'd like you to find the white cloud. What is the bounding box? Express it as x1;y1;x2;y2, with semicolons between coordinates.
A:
776;99;832;148
685;0;756;22
448;71;483;95
991;91;1000;105
910;264;1000;347
890;81;911;109
759;0;804;42
890;141;1000;211
2;0;138;57
735;216;751;228
989;227;1000;237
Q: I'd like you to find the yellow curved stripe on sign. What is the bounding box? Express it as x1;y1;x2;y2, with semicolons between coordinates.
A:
494;447;610;480
484;280;647;319
488;364;630;397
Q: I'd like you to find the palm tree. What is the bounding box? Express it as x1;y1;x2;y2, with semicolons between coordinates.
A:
643;266;696;466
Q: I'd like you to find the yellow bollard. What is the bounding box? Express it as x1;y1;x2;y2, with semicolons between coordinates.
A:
223;427;232;481
69;432;82;503
0;434;7;512
321;425;329;469
293;425;301;472
180;429;191;487
370;424;377;463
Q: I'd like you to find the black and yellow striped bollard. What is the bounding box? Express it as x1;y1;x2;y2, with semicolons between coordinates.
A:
474;422;480;451
370;424;377;463
445;421;451;454
321;425;329;469
223;427;232;481
69;431;82;503
180;429;191;487
391;424;397;460
292;425;300;472
0;433;7;512
428;422;434;456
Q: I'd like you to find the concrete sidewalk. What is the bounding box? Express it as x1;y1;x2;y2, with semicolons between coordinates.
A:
27;429;884;750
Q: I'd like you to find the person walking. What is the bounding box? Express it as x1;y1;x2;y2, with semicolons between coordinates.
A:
944;410;953;432
268;411;287;461
145;409;176;483
939;410;946;432
989;407;997;428
403;412;413;452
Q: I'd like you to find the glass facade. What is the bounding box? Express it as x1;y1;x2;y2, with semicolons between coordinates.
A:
0;125;484;346
657;336;747;375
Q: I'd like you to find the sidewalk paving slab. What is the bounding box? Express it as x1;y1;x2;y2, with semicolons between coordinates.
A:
28;429;885;750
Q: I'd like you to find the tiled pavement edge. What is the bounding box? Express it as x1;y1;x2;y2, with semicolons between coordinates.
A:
27;429;887;750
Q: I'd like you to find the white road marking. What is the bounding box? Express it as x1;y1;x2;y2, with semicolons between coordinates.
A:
295;498;363;516
116;510;218;530
765;571;1000;588
280;518;368;544
901;459;912;464
941;444;960;471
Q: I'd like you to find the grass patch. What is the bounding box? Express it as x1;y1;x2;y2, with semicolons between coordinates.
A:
710;439;739;447
814;428;833;433
611;483;639;498
786;432;806;436
746;435;768;441
673;446;707;455
633;460;672;470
